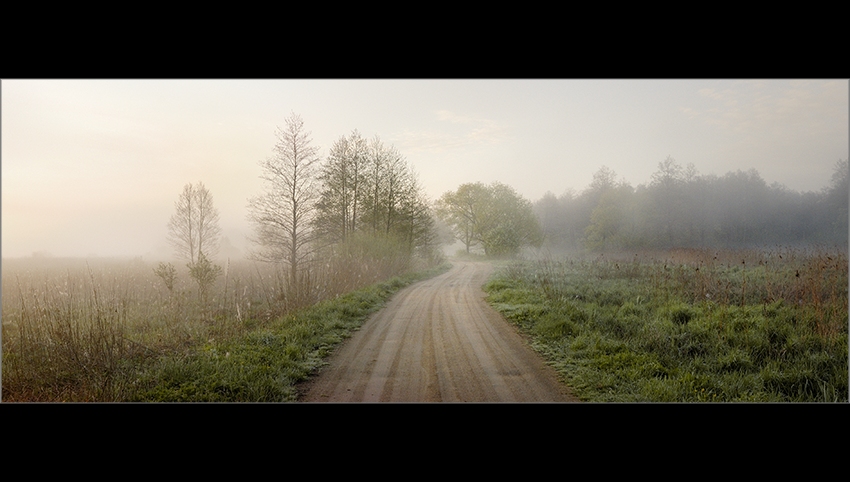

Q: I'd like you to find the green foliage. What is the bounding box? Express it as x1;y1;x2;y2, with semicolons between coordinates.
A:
1;252;450;402
188;252;223;303
0;115;444;401
584;184;635;251
437;181;542;258
532;311;580;340
536;158;849;252
312;131;435;254
129;264;451;402
669;304;695;325
245;119;440;318
483;249;848;402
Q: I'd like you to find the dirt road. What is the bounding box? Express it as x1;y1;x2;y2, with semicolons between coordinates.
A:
299;261;579;402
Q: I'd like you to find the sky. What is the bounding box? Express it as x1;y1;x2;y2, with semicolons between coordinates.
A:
2;78;847;259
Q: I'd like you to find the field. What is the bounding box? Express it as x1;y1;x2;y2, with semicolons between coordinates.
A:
1;254;447;402
4;246;847;403
484;246;848;402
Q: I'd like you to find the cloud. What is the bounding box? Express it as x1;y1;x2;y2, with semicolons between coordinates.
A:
393;110;509;153
687;80;846;139
435;110;472;123
698;88;726;100
679;107;699;119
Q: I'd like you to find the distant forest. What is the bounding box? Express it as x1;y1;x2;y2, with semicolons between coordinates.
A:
532;157;848;252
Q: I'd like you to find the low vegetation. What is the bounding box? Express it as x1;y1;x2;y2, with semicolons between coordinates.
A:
484;247;848;402
1;255;448;402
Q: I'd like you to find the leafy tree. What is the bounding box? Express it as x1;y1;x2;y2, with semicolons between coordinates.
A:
572;167;625;245
646;156;690;247
533;188;589;251
584;185;634;250
247;113;321;288
534;191;562;244
437;182;542;257
480;183;543;256
435;182;489;254
589;165;620;193
313;132;437;262
532;157;847;251
823;158;848;244
167;182;221;264
396;176;439;257
712;169;771;245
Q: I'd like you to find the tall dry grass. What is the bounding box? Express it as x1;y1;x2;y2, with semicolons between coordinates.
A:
2;258;152;401
2;237;437;401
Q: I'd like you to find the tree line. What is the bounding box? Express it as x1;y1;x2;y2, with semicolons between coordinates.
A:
159;115;847;307
247;114;440;294
534;156;849;253
158;113;442;312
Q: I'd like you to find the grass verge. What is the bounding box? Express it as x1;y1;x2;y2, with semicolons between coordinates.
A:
483;249;848;402
128;263;450;402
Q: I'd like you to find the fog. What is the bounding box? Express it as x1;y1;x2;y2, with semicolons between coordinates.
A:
533;159;848;254
2;79;847;259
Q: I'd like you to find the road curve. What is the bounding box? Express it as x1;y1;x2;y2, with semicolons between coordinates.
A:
299;260;579;402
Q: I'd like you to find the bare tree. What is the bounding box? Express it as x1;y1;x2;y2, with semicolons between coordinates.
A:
167;182;221;264
194;182;222;262
313;130;368;246
247;113;321;287
167;184;195;263
361;136;409;236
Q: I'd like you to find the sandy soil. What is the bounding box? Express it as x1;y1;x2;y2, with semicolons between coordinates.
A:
298;261;580;402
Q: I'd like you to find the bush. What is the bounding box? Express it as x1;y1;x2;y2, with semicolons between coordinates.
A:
188;253;223;303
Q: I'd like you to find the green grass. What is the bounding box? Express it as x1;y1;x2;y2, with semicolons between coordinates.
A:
2;255;450;402
484;248;848;402
129;264;450;402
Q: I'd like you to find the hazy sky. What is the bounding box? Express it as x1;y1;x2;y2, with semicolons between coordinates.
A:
2;79;847;259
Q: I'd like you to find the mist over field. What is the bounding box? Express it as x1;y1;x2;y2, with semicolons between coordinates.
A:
3;79;847;403
2;79;847;260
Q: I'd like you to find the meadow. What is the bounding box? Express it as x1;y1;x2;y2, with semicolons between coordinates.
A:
1;252;447;402
5;245;846;403
484;246;848;402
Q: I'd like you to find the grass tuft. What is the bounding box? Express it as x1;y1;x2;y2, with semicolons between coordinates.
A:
484;247;848;402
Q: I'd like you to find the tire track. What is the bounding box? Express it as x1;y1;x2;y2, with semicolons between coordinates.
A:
299;261;579;402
